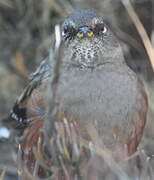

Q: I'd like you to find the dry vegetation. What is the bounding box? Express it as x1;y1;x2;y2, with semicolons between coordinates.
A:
0;0;154;179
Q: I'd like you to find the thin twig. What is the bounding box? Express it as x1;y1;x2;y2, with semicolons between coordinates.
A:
121;0;154;70
44;24;63;168
0;0;12;8
45;24;63;137
85;123;130;180
0;167;7;180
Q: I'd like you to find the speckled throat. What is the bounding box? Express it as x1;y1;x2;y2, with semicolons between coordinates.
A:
63;35;125;70
64;37;101;68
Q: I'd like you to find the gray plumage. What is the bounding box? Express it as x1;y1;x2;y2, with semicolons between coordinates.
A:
10;10;147;154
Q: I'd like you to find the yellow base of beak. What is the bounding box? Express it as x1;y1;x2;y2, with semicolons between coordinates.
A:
76;31;94;38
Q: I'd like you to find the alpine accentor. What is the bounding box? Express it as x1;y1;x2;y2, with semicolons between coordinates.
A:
7;9;148;178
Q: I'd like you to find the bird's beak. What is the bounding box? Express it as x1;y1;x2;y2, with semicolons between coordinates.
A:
76;26;94;39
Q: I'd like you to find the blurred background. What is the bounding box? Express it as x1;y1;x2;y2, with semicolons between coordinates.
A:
0;0;153;179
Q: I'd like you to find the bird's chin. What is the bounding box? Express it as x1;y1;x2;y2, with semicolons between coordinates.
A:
76;37;95;44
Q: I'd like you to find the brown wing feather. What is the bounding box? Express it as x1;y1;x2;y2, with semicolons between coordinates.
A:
8;57;51;129
127;80;148;155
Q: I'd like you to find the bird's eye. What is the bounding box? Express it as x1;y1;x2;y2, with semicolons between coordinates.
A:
62;26;76;40
94;24;107;34
62;27;68;37
101;26;107;33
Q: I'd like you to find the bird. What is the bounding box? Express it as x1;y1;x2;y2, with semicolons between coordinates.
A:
6;9;148;179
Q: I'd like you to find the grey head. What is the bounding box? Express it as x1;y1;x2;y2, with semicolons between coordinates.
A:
61;10;125;69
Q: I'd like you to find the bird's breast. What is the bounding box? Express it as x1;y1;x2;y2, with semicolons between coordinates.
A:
56;66;139;149
57;67;138;124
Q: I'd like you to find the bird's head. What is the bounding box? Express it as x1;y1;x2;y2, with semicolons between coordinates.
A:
62;10;107;41
61;10;124;69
